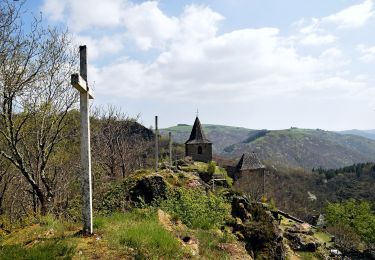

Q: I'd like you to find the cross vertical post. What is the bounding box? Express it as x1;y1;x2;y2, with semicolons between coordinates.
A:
155;116;159;171
71;45;94;235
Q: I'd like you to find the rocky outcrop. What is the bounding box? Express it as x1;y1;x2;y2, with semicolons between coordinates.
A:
129;174;168;203
283;223;321;252
284;232;320;252
231;196;285;259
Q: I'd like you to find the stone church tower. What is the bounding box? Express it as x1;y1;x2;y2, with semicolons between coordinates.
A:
185;117;212;162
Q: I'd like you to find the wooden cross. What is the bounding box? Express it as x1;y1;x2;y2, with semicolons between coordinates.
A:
71;45;94;235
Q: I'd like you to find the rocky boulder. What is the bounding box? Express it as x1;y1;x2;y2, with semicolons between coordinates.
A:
285;223;314;235
284;232;320;252
231;196;285;259
231;196;252;222
283;222;320;252
129;174;168;204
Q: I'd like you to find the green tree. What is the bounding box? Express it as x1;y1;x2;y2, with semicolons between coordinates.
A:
325;199;375;244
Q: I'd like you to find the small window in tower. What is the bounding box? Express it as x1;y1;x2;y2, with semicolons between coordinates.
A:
198;146;203;154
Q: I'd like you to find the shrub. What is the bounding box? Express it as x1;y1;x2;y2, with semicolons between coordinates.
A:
199;161;217;182
158;188;230;229
327;223;362;251
207;161;216;175
97;182;130;213
269;198;277;211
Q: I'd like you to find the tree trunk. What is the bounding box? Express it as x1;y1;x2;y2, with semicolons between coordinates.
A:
39;194;47;216
121;163;126;178
32;185;47;216
32;189;38;214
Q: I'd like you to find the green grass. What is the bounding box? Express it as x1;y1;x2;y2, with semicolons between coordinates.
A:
0;241;75;260
196;230;231;259
94;210;184;259
314;231;332;246
1;211;182;259
180;161;208;172
0;215;77;259
298;252;320;260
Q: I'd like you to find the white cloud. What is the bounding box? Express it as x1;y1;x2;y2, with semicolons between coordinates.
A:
42;0;127;31
74;34;125;60
296;18;320;34
89;60;158;98
299;33;336;45
294;18;336;46
320;47;343;59
177;5;224;43
42;1;223;52
42;0;66;21
122;4;223;51
319;47;349;68
89;26;362;102
357;44;375;62
42;0;371;104
294;0;374;47
323;0;374;29
123;2;179;50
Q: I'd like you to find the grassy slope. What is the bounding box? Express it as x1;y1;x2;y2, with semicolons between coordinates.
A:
0;164;243;259
0;210;236;259
163;124;375;169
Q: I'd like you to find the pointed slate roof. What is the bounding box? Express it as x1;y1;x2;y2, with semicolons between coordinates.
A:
236;152;265;171
185;117;212;144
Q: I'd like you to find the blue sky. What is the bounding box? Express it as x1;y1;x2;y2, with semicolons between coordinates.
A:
23;0;375;130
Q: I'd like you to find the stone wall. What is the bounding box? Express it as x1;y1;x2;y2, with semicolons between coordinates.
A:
185;143;212;162
234;169;264;181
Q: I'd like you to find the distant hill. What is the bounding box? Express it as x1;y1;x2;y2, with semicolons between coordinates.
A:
161;124;255;154
162;125;375;169
337;129;375;140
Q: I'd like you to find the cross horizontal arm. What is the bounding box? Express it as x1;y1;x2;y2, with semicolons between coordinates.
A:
71;73;94;99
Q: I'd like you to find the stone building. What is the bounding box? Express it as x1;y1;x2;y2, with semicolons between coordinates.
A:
185;117;212;162
234;152;265;181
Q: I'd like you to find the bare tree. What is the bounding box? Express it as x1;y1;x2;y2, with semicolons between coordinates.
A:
0;1;78;215
0;158;15;214
234;170;266;202
92;106;152;178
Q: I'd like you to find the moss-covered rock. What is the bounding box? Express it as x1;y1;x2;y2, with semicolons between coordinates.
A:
129;174;168;204
97;173;169;212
